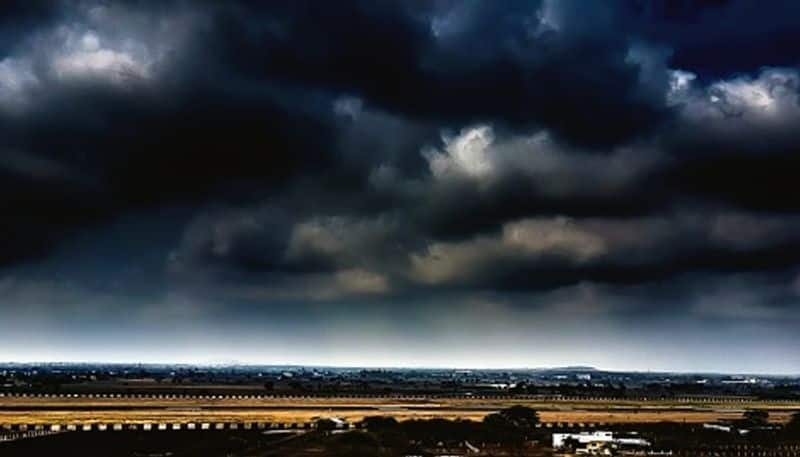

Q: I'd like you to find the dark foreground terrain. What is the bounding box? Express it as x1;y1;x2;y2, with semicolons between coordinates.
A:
0;430;556;457
0;430;304;457
2;409;800;457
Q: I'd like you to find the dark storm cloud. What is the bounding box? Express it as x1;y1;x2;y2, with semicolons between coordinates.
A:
655;67;800;212
203;0;669;147
629;0;800;77
1;0;800;314
0;1;57;53
0;1;341;265
408;212;800;292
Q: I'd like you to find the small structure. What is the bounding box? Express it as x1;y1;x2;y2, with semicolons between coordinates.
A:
703;423;732;433
317;416;349;429
553;431;614;448
553;430;650;455
582;441;613;455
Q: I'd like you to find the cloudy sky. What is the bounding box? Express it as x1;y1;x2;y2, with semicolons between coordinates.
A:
1;1;799;373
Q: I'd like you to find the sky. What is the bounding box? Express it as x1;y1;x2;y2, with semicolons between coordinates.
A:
1;0;799;374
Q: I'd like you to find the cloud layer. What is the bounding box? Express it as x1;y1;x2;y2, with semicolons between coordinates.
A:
1;0;799;370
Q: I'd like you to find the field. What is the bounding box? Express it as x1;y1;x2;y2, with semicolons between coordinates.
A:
1;394;798;426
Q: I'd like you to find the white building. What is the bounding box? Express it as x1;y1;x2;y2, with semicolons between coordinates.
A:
553;431;614;448
553;431;650;450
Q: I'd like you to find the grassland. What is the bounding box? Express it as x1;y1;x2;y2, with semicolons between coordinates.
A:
1;394;798;426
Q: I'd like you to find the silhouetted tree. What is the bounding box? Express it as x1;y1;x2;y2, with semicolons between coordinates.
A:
316;418;338;432
784;412;800;439
743;409;769;426
482;406;540;445
493;405;540;429
362;416;399;432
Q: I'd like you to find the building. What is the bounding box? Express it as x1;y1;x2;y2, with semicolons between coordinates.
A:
553;431;650;454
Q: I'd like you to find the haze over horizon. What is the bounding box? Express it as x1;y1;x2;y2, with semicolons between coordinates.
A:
2;358;798;377
1;1;799;374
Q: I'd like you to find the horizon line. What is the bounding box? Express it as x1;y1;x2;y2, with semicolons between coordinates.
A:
0;360;797;377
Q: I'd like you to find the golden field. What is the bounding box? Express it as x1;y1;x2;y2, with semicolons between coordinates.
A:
1;394;797;425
